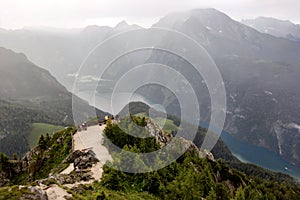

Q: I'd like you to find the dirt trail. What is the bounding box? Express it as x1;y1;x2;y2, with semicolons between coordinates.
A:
46;184;72;200
73;125;112;163
47;125;112;199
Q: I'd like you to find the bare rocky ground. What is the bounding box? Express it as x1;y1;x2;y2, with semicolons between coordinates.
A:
36;125;111;200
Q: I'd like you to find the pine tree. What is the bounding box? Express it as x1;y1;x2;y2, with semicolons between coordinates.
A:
234;187;245;200
38;134;46;149
207;188;217;200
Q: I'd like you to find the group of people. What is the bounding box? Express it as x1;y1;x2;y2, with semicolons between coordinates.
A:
77;115;118;130
78;122;88;132
98;115;116;126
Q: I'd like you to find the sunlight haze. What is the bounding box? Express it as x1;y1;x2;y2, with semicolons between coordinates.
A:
0;0;299;29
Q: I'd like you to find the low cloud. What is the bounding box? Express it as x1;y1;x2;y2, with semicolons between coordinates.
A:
0;0;299;29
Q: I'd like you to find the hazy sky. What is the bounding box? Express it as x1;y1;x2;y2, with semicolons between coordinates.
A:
0;0;299;29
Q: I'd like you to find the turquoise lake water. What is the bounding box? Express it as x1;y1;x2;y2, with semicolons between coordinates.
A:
198;121;300;180
220;130;300;180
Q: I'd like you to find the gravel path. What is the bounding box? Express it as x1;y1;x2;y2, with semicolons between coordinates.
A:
73;125;112;163
48;125;112;199
46;184;72;200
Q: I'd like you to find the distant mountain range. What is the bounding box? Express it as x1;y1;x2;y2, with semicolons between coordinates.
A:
0;8;299;169
0;21;141;91
149;8;300;167
242;17;300;41
0;47;105;157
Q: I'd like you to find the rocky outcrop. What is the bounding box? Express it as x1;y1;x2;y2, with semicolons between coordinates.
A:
38;170;93;185
20;186;48;200
146;119;172;145
66;150;99;170
0;170;10;187
179;137;215;162
146;118;215;162
37;149;99;186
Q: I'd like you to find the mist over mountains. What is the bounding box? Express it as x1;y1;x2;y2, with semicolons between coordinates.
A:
0;21;142;91
150;8;300;167
0;47;105;157
0;8;299;170
242;17;300;41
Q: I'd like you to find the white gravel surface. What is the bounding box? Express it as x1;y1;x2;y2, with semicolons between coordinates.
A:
46;184;72;200
46;125;112;199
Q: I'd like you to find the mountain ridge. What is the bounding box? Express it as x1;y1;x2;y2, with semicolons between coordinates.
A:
0;47;106;157
0;8;300;168
0;102;299;199
242;16;300;41
145;8;300;167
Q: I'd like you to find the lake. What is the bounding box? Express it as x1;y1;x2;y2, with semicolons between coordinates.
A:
78;92;300;180
220;130;300;180
198;121;300;180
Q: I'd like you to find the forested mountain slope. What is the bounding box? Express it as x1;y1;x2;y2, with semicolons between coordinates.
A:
0;47;105;157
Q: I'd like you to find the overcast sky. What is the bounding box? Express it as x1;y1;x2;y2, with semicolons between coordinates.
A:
0;0;299;29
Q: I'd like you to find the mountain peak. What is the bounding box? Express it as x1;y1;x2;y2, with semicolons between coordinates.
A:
153;8;232;29
188;8;232;23
115;20;129;29
81;25;111;36
189;8;225;15
112;20;142;32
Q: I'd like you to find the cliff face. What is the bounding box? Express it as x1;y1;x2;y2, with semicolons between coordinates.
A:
146;118;172;145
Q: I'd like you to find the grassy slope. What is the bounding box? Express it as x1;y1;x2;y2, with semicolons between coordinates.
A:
27;123;63;148
0;186;34;200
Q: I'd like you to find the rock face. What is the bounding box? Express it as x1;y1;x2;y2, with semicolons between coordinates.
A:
0;171;10;187
0;159;29;186
47;171;93;185
50;149;99;184
146;118;215;162
146;119;172;145
37;149;99;186
179;137;215;162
